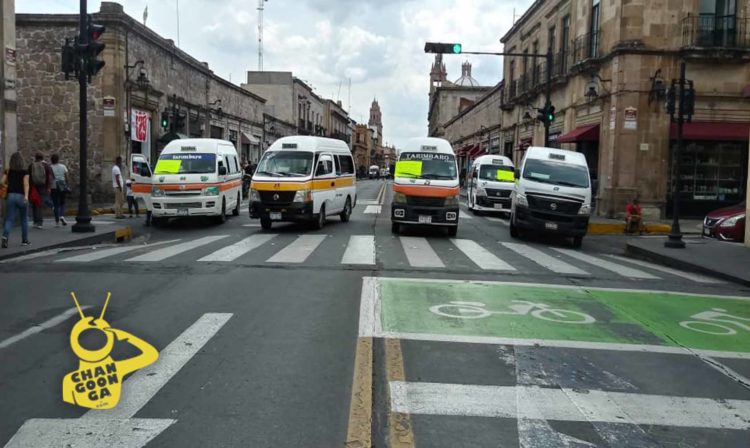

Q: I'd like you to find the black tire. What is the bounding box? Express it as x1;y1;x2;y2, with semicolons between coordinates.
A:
260;217;272;230
447;225;458;237
152;217;166;227
340;198;352;222
572;236;583;248
313;205;326;230
216;199;227;224
391;222;400;234
232;193;240;216
509;214;519;238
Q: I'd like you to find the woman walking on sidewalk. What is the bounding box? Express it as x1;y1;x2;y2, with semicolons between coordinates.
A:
50;154;70;226
1;152;31;248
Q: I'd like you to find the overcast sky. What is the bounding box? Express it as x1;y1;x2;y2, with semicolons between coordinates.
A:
19;0;533;148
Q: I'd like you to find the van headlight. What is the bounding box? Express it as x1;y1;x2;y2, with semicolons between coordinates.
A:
250;189;261;202
151;187;165;197
445;195;459;206
578;204;592;215
476;187;487;197
393;192;407;204
202;186;220;196
293;189;312;203
515;193;528;207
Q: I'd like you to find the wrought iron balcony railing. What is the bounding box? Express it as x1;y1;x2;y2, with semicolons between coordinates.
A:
681;14;749;48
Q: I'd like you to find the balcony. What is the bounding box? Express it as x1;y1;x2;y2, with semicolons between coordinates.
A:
571;30;601;65
681;14;749;49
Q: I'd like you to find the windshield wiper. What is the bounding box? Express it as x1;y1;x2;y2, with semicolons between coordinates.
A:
421;174;454;180
256;170;282;177
553;181;587;188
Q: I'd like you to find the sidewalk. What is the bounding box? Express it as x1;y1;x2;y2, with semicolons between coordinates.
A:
626;237;750;286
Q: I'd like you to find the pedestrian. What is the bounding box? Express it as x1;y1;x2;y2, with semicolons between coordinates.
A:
1;152;31;248
112;156;125;219
50;154;70;227
29;153;52;229
625;198;644;235
125;178;139;218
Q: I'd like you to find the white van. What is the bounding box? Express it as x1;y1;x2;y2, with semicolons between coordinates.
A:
130;139;242;226
467;155;515;215
510;146;592;247
391;137;460;236
249;136;357;230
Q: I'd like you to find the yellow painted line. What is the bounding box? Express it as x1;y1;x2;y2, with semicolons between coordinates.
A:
115;226;132;242
345;337;372;448
385;338;415;448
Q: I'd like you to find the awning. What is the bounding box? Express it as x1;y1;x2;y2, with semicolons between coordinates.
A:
557;124;600;143
468;145;486;158
457;144;478;157
670;122;750;141
241;132;260;145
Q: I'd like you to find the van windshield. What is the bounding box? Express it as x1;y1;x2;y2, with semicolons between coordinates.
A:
154;153;216;174
479;165;514;182
396;152;457;180
256;151;314;177
522;158;590;188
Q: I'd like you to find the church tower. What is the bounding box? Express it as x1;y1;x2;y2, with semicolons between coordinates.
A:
368;98;383;140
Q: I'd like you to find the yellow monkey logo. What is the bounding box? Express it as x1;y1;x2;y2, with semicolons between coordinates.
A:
62;292;158;410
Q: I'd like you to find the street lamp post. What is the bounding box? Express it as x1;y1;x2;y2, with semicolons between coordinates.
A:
72;0;94;233
665;60;688;249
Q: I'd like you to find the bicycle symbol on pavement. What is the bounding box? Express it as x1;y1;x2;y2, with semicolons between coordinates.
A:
429;300;596;324
679;308;750;336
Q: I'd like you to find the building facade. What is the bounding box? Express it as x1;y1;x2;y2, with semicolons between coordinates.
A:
16;2;266;200
500;0;750;219
353;123;374;174
1;0;17;173
428;57;491;137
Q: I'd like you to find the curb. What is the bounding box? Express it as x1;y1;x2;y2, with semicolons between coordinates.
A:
64;208;115;217
625;243;750;287
0;226;132;262
588;223;673;235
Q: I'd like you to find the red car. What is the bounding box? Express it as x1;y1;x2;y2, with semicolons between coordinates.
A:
703;202;746;243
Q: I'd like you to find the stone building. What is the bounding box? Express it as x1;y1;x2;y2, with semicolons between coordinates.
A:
325;99;352;145
428;57;491;137
1;0;17;172
16;2;266;201
352;123;374;173
500;0;750;219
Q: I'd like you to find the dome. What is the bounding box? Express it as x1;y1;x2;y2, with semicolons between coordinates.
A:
454;61;480;87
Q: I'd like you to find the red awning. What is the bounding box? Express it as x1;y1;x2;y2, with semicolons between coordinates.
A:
457;144;479;157
670;122;750;141
557;124;600;143
468;145;486;158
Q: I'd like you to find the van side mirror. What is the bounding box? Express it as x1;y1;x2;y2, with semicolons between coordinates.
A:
219;166;228;176
515;169;520;179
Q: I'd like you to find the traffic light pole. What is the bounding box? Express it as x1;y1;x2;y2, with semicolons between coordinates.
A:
665;59;687;249
72;0;94;233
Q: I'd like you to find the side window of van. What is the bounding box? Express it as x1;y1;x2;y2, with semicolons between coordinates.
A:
225;156;232;174
233;156;239;174
316;155;334;176
334;156;342;176
339;156;354;175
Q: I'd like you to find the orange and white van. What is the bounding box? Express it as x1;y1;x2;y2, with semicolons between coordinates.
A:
130;139;242;226
391;137;460;236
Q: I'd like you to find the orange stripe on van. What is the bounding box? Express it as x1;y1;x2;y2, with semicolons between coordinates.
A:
393;184;459;198
252;181;312;191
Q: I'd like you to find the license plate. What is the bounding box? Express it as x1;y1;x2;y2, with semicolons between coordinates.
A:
419;215;432;224
177;209;188;216
703;229;711;237
270;212;282;221
545;222;558;231
494;203;504;210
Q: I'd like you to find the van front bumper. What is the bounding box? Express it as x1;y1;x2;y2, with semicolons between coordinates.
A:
514;205;589;237
151;197;222;217
391;203;460;226
474;195;512;212
250;201;314;221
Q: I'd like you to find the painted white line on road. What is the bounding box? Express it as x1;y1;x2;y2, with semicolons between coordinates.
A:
451;239;516;271
198;234;277;262
358;200;380;205
553;249;660;280
341;235;376;265
459;212;473;220
389;381;750;430
358;277;379;338
6;418;176;448
363;205;382;215
242;223;262;228
57;240;181;263
84;313;233;420
606;255;723;284
485;217;509;226
0;307;91;350
502;243;589;276
267;234;327;263
126;235;229;262
400;237;444;268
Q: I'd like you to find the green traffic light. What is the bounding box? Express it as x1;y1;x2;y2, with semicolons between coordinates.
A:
161;120;168;128
452;43;462;54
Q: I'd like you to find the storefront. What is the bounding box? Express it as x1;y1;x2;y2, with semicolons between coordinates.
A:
668;121;749;217
557;124;600;183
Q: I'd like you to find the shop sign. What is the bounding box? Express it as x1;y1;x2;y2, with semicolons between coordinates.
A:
624;107;637;130
131;110;151;143
103;97;116;117
5;48;16;65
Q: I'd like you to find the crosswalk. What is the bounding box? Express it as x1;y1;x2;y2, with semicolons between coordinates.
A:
18;232;723;283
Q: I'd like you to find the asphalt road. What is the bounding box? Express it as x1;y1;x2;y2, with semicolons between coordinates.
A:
1;179;749;447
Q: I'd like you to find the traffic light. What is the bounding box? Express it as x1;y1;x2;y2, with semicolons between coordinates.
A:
535;105;555;125
424;42;462;54
546;106;556;123
86;14;106;79
536;108;546;123
161;110;170;130
61;38;79;80
175;111;186;131
665;84;676;116
683;82;695;122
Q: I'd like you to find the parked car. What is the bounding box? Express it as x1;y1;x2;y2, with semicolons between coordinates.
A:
703;202;746;243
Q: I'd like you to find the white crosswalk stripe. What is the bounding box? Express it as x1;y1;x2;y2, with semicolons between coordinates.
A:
363;205;382;214
400;237;445;268
451;239;516;271
341;235;376;265
127;236;230;262
57;239;182;263
459;212;473;220
606;255;723;284
198;234;277;262
553;249;660;279
485;217;510;226
502;243;590;276
267;234;327;263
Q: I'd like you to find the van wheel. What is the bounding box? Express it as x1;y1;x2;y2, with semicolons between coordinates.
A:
216;199;227;224
447;225;458;237
340;198;352;222
232;193;240;216
313;205;326;230
152;217;165;227
260;217;272;230
572;236;583;248
509;214;519;238
391;222;400;234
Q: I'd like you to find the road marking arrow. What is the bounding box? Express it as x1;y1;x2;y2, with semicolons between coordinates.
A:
5;313;233;448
